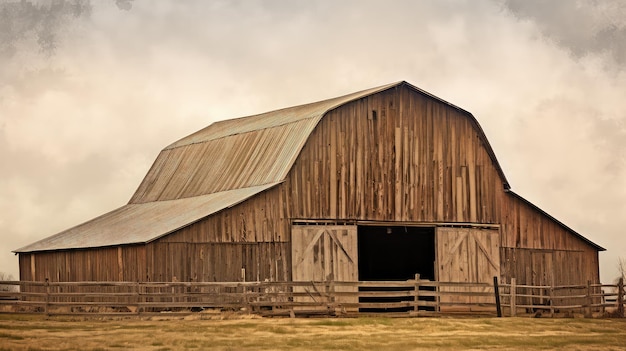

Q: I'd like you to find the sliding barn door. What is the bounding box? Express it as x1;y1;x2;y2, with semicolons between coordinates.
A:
437;227;500;309
291;225;358;310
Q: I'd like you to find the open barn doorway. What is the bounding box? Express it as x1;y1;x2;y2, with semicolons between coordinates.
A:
357;225;435;312
358;226;435;280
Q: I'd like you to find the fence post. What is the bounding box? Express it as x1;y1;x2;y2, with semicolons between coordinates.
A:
135;281;140;315
618;277;624;318
510;278;516;317
44;278;50;317
549;284;555;317
493;276;502;317
414;273;420;314
328;281;334;316
585;280;592;318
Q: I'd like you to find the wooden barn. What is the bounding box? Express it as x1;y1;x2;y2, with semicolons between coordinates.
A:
15;81;604;294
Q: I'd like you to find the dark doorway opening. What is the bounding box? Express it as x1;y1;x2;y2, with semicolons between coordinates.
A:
357;225;436;312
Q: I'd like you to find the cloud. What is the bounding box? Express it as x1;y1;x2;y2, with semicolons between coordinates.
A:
0;0;624;283
0;0;92;59
501;0;626;65
115;0;132;11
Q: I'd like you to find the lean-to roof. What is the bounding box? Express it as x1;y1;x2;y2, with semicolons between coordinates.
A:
14;183;278;252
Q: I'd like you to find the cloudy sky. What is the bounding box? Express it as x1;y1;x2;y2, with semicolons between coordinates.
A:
1;0;624;283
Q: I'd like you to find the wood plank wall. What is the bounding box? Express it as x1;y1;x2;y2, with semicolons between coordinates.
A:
499;193;600;285
286;85;502;223
501;247;598;287
145;242;289;282
20;84;600;285
18;247;141;282
19;242;290;283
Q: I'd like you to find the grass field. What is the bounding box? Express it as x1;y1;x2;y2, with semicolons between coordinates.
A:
1;314;625;351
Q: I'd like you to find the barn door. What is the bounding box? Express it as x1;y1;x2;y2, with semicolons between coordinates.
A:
291;225;358;310
436;227;500;309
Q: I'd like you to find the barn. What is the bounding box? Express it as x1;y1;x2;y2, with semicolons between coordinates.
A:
15;81;604;294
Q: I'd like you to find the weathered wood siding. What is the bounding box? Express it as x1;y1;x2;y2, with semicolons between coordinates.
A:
18;241;290;283
500;193;600;285
286;86;502;223
145;242;289;282
19;247;146;282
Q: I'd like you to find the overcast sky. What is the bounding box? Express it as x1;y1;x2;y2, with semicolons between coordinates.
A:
1;0;624;283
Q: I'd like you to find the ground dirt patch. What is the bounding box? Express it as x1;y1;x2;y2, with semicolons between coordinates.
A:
0;314;625;350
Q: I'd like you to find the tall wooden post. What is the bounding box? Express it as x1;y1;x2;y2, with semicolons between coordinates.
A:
414;274;421;314
618;278;624;318
328;281;335;316
549;284;555;317
44;278;50;317
493;276;502;317
585;280;592;318
135;281;141;315
510;278;516;317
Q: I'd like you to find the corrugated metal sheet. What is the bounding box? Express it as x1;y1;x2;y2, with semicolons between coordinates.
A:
130;118;320;203
14;183;279;253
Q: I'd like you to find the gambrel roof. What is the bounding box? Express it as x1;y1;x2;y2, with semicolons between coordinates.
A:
18;81;600;253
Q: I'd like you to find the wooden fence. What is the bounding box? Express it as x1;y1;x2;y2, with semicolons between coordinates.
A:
0;278;623;318
498;278;625;318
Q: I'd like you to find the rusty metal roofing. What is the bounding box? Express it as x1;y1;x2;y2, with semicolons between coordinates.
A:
14;183;278;253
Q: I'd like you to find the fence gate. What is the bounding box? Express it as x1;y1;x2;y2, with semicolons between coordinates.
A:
291;225;358;310
437;227;500;311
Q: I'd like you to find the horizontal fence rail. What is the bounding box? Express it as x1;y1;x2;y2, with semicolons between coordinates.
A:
0;278;623;318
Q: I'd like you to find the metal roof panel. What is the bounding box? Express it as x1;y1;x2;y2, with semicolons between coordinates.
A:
14;183;279;253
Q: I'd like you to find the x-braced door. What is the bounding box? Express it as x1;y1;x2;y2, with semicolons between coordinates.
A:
437;227;500;310
291;225;358;310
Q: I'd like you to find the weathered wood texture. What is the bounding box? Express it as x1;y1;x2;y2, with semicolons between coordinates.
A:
287;86;501;223
19;243;290;283
291;225;358;282
20;85;600;287
291;225;359;309
499;192;601;289
437;228;501;283
437;227;500;306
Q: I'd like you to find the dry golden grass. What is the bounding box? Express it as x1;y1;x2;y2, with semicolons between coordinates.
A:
1;314;625;350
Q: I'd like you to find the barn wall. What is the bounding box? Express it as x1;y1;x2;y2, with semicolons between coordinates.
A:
499;193;600;284
144;242;290;282
18;246;147;282
285;85;503;224
501;247;599;287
